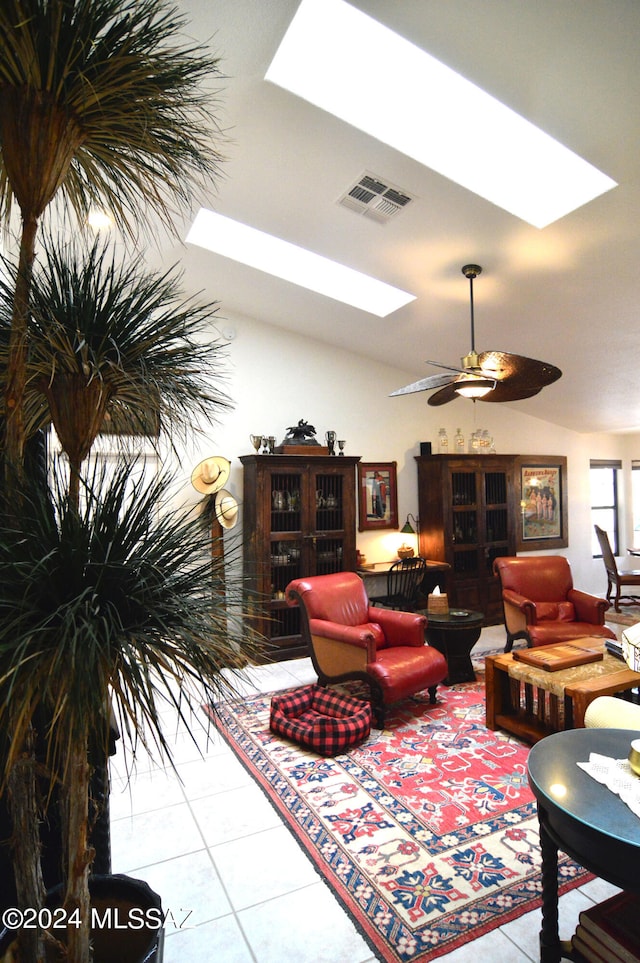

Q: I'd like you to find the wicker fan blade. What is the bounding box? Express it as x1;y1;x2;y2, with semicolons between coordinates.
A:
476;351;562;389
424;359;467;375
427;382;465;406
427;380;541;406
389;372;458;396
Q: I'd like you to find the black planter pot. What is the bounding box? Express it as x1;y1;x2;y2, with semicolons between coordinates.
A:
0;874;164;963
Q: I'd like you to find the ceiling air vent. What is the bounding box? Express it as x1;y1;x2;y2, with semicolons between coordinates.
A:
338;172;414;224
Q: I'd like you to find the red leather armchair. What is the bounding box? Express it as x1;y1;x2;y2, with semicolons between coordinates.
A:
286;572;447;726
493;556;616;651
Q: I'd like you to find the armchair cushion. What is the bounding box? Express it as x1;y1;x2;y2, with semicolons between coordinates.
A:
270;684;372;755
524;621;615;646
534;601;575;622
368;606;426;647
368;646;447;705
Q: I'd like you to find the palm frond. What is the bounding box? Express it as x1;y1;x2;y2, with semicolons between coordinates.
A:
0;233;232;448
0;0;226;234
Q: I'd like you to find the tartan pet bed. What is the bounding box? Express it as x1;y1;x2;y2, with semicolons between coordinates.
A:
269;684;372;756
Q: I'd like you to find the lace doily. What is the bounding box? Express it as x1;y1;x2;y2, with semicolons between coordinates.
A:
577;752;640;818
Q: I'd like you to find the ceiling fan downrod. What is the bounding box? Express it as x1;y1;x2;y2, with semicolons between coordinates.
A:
462;263;482;357
456;263;495;397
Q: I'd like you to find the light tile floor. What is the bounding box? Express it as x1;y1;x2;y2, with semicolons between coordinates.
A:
109;623;624;962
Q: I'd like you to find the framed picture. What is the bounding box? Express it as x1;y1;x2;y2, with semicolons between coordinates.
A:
516;455;568;551
357;462;398;531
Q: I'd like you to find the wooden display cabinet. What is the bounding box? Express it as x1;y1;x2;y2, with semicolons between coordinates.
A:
240;454;360;660
416;454;518;623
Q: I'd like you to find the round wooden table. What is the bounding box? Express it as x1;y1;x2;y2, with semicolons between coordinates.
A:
528;728;640;962
424;609;483;684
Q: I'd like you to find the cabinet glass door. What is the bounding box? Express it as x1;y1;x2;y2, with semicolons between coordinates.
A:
314;472;344;531
484;470;509;570
268;470;303;642
312;472;346;575
451;470;478;576
270;471;303;533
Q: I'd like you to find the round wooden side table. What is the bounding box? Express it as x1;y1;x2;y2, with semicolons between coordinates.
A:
528;727;640;962
424;609;484;684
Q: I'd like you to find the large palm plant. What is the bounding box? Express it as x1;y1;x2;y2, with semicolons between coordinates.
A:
0;233;249;962
0;2;235;959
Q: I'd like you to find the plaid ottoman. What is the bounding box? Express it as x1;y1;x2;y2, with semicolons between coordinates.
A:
269;684;372;756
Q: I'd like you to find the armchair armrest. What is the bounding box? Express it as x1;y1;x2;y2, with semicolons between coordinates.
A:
308;618;380;664
502;589;537;623
307;618;376;674
568;588;609;625
367;606;426;647
309;618;374;649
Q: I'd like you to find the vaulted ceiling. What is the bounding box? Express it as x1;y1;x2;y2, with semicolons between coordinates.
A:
155;0;640;434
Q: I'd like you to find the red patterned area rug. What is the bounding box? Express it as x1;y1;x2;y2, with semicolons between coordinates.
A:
207;681;591;962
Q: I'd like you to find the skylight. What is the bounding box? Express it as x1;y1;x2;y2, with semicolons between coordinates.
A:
265;0;616;228
185;209;416;317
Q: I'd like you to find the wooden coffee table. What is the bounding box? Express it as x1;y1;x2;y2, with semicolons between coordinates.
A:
485;637;640;743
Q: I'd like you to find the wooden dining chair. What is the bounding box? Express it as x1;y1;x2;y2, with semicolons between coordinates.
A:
369;557;428;611
594;524;640;611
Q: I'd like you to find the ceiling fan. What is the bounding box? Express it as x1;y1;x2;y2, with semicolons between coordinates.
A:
390;264;562;406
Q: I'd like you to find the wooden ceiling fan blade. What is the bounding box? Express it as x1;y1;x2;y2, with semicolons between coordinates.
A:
477;351;562;388
390;372;457;396
427;382;462;406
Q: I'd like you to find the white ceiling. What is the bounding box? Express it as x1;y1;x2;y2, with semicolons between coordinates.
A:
156;0;640;434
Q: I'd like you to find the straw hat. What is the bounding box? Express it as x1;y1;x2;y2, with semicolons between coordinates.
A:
214;490;239;529
191;456;230;494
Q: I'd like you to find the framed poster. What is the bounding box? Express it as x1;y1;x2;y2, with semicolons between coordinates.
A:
516;455;568;551
357;462;398;531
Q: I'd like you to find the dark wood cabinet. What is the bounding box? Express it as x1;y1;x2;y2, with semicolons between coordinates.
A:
240;454;360;660
416;454;518;623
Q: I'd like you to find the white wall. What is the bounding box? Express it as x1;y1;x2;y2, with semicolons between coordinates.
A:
174;309;639;599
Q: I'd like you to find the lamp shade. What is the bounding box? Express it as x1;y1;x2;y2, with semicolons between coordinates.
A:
454;377;496;399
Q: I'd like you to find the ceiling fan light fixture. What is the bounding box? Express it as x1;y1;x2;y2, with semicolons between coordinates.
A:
391;260;561;404
455;378;496;399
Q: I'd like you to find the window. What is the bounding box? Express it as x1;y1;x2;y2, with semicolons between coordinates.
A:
633;461;640;547
590;460;621;556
